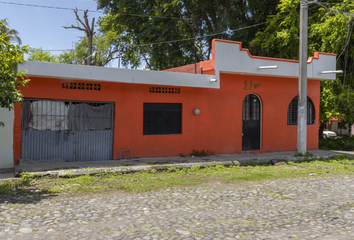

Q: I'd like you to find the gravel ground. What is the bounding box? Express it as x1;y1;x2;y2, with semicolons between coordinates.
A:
1;176;354;239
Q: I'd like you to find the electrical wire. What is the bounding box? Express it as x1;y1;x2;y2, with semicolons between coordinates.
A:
337;21;354;62
341;22;353;92
40;7;317;52
35;50;69;52
318;2;353;5
315;2;354;107
0;1;192;20
117;9;319;48
35;5;320;52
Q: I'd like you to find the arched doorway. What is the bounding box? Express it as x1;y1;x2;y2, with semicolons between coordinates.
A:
242;94;261;150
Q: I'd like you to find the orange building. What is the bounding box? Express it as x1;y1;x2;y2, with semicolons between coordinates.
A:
0;39;338;167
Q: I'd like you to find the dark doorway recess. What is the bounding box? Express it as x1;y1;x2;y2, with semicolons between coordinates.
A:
242;94;261;151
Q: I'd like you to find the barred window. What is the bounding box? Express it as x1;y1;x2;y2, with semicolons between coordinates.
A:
242;94;260;121
287;96;315;125
143;103;182;135
22;99;113;131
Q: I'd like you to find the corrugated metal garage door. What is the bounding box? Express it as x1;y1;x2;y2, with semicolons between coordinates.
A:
21;99;114;162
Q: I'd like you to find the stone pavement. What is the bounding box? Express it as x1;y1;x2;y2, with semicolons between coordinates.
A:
13;150;353;177
1;175;354;239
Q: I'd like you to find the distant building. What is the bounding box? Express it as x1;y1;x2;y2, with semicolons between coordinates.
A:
327;118;354;136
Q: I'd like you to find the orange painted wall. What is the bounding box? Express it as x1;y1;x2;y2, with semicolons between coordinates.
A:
13;73;320;164
162;60;215;75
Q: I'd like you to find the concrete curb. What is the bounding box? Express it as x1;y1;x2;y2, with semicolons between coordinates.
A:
236;154;354;167
15;153;354;178
17;161;240;178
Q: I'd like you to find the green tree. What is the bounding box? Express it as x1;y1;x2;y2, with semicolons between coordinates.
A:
27;34;117;66
73;34;120;66
0;33;29;127
27;48;79;64
96;0;280;69
0;18;21;45
249;0;354;137
27;48;59;63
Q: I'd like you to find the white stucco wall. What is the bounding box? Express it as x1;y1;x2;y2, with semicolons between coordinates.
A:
214;41;337;80
0;107;14;169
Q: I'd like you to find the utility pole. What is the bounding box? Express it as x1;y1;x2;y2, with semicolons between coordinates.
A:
297;0;354;153
191;15;197;74
297;0;308;154
118;36;121;68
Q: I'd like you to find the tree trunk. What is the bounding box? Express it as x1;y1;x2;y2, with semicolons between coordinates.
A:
63;9;95;65
88;36;92;65
319;122;325;139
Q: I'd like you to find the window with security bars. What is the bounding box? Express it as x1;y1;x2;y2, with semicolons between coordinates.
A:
242;94;260;121
22;99;113;131
143;103;182;135
287;96;315;125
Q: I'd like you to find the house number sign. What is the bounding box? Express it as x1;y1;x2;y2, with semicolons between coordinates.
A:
244;81;261;90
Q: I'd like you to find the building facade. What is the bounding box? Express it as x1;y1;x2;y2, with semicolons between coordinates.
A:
0;39;337;166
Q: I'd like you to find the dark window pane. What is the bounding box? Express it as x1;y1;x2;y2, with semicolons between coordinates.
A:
287;96;315;125
143;103;182;135
242;94;260;121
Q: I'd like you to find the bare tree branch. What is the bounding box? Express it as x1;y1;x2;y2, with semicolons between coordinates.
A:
63;8;96;65
63;24;86;31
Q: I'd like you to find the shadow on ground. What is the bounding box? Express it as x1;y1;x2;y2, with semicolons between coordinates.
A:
0;191;57;205
0;180;57;205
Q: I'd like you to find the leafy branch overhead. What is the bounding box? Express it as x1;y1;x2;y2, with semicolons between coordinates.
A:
96;0;279;70
0;18;22;45
27;33;120;67
0;32;29;127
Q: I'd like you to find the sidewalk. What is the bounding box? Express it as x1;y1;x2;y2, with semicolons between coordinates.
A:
9;149;353;178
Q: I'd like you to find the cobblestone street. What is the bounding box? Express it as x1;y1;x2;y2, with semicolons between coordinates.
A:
1;176;354;239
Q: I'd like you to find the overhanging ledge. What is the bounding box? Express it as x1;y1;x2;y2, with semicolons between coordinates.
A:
19;61;220;89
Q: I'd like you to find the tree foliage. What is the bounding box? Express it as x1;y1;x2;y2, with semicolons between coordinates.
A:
249;0;354;135
27;33;117;66
27;48;59;63
0;33;29;127
0;18;21;45
96;0;280;69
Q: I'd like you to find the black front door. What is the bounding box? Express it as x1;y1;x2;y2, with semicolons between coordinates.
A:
242;94;261;150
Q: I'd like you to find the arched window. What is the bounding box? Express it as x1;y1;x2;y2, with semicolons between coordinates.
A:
287;96;315;125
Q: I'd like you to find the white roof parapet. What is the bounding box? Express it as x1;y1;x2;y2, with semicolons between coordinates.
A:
19;61;219;89
213;40;337;80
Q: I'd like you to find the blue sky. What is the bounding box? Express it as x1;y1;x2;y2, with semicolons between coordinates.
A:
0;0;119;67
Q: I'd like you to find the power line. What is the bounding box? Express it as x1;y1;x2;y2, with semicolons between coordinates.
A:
0;1;97;12
0;1;191;20
336;21;354;62
311;0;354;16
36;8;316;52
127;7;320;48
319;2;353;5
35;50;70;52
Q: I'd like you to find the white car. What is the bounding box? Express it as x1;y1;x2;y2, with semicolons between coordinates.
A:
323;129;337;138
